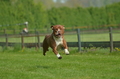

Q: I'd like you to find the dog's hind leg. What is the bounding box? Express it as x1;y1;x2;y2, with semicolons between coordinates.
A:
43;45;49;56
43;37;49;56
43;47;48;56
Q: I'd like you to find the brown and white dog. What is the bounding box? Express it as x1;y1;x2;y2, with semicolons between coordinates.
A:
43;25;69;59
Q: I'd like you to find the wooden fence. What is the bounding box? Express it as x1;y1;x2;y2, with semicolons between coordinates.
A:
0;41;120;48
0;27;120;52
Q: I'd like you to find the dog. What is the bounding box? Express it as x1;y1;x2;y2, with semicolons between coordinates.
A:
43;25;70;59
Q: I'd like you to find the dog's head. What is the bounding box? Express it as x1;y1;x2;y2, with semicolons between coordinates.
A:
51;25;65;38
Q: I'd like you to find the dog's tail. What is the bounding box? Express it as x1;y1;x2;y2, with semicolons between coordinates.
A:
43;35;49;56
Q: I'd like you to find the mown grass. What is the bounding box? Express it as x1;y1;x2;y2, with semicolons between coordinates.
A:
0;47;120;79
0;31;120;79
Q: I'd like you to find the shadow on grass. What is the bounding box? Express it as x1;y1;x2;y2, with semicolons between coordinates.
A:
36;65;50;69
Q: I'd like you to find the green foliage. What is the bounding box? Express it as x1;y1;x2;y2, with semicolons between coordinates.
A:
13;44;21;52
0;0;48;30
0;1;120;30
47;2;120;29
106;2;120;24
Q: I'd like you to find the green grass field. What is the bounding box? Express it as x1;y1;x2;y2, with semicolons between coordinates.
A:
0;49;120;79
0;31;120;79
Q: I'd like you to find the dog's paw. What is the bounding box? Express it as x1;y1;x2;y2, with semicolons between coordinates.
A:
43;53;46;56
58;56;62;59
64;49;70;55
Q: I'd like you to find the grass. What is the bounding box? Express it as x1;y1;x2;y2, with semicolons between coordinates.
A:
0;48;120;79
0;30;120;79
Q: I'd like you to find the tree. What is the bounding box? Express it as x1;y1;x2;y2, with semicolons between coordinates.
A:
0;0;48;30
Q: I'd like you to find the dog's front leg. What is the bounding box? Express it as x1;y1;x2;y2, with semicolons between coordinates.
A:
63;40;70;55
52;47;62;59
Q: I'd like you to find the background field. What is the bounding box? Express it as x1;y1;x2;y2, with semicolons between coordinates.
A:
0;30;120;79
0;50;120;79
0;32;120;43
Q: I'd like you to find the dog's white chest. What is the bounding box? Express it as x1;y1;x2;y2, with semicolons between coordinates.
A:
53;37;63;46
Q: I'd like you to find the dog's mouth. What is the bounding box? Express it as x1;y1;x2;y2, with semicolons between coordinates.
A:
55;33;61;38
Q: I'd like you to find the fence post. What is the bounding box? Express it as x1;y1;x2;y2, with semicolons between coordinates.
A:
4;29;6;34
5;34;8;48
21;34;24;49
109;27;113;52
77;29;81;52
13;29;16;34
37;31;40;49
35;29;41;49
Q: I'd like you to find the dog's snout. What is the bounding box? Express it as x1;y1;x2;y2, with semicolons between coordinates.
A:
58;30;60;32
56;29;61;34
58;33;61;35
58;29;61;32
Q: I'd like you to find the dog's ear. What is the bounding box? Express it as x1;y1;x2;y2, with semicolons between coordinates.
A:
62;25;65;29
51;25;54;30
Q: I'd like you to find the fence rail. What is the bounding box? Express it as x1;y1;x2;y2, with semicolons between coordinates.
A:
0;27;119;52
0;41;120;48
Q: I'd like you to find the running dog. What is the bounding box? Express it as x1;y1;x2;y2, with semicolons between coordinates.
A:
43;25;69;59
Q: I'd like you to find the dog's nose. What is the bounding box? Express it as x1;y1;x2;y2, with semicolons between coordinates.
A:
58;33;61;35
57;30;60;33
58;31;60;33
